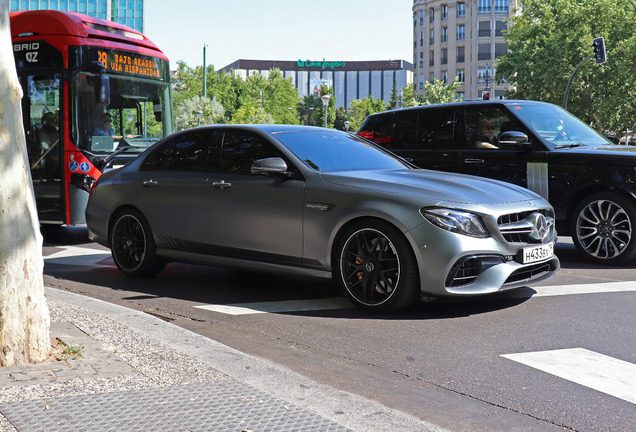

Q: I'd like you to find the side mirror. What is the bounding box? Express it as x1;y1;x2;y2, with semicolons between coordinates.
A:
251;157;288;175
97;74;110;106
499;131;530;148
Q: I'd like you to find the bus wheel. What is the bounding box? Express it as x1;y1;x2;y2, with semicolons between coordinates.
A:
110;209;165;277
572;192;636;265
334;220;419;312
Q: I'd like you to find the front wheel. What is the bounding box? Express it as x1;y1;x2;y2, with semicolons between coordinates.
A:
571;192;636;265
110;209;165;277
334;220;419;312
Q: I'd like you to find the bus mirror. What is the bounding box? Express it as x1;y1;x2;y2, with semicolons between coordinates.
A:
153;104;162;122
97;75;110;106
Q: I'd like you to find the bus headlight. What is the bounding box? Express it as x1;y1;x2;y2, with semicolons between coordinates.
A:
70;173;97;193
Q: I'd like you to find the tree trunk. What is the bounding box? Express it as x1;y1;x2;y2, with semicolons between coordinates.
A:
0;0;50;366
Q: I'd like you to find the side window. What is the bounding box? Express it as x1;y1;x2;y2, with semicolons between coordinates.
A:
462;106;523;150
417;108;456;149
358;111;418;150
219;130;285;174
142;131;214;171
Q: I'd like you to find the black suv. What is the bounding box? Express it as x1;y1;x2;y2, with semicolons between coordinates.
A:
359;100;636;265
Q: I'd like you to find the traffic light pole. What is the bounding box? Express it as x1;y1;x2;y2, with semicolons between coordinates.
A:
562;54;593;110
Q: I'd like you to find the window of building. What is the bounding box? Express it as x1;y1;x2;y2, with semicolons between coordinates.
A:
420;10;424;25
479;21;491;37
430;73;435;83
457;2;466;17
478;0;491;14
457;46;465;63
442;71;448;84
478;44;492;60
419;74;424;90
420;52;424;68
430;29;435;45
429;7;434;23
495;20;508;37
478;66;492;83
495;43;507;58
429;51;435;67
457;91;465;101
441;49;448;65
457;69;465;83
494;0;508;14
441;5;448;20
457;24;465;40
420;31;424;46
441;27;448;42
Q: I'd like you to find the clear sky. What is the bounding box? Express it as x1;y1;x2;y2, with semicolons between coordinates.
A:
144;0;414;70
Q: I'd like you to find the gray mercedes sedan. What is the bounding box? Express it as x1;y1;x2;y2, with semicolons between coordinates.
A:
86;125;559;311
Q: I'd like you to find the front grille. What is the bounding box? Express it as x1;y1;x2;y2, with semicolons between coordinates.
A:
446;256;505;287
498;209;554;244
504;260;557;285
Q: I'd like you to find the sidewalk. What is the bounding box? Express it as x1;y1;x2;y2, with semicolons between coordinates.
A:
0;287;447;432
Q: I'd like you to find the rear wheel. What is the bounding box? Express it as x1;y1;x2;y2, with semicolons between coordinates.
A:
335;220;419;312
571;192;636;265
110;209;165;277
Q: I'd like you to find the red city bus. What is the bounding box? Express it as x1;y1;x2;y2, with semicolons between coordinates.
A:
10;10;173;225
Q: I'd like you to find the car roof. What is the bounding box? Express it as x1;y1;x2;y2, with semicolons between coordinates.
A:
370;99;554;117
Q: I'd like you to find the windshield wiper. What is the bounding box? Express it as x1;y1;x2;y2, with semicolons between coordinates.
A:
555;143;583;149
305;159;320;170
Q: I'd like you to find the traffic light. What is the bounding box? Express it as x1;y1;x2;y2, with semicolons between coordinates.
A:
592;37;606;64
482;90;490;100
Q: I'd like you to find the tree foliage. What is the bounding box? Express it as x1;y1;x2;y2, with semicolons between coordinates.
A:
174;95;225;129
421;78;463;105
347;96;387;132
496;0;636;133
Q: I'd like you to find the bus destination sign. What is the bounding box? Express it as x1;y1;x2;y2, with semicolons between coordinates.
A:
96;49;163;79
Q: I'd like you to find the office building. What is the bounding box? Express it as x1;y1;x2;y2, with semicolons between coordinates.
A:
413;0;519;100
219;59;413;110
9;0;145;32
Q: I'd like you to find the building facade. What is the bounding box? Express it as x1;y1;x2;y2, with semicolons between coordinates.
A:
219;59;413;110
413;0;519;100
9;0;144;32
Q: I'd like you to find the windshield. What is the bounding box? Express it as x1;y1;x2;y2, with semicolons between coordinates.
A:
274;130;411;172
509;103;610;147
72;73;172;155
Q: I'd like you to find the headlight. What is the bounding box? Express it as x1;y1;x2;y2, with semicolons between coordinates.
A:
421;208;488;238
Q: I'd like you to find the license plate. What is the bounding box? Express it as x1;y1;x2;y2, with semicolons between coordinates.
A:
522;243;554;264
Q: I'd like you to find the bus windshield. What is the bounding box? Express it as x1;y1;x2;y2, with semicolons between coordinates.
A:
73;73;171;155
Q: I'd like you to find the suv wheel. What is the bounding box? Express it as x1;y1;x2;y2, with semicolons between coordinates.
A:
572;192;636;265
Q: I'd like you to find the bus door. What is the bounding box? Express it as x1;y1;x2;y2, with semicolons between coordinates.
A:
23;74;64;224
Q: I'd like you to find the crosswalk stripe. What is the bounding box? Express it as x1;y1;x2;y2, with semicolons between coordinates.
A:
502;348;636;405
513;281;636;298
194;298;353;315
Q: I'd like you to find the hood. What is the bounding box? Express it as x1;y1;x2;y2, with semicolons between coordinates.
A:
321;169;542;205
553;144;636;156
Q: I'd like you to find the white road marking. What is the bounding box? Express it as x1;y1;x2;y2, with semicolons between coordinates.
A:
44;245;111;266
502;348;636;405
515;281;636;298
194;298;353;315
45;246;110;259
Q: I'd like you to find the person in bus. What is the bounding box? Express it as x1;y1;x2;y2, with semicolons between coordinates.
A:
93;112;115;136
38;111;60;181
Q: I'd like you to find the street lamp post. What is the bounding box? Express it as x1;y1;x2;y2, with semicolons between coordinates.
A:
203;44;208;97
321;94;331;128
195;110;202;127
344;120;350;132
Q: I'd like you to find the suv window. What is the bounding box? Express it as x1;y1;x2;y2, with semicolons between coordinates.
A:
358;111;418;150
417;108;456;149
142;130;214;171
462;106;525;150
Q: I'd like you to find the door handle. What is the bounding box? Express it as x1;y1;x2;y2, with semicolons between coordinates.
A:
464;158;485;164
143;179;158;187
212;180;232;189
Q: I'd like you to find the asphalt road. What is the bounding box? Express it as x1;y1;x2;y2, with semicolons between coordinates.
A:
42;226;636;432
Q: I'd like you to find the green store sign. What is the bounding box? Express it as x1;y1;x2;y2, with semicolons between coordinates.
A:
297;59;346;70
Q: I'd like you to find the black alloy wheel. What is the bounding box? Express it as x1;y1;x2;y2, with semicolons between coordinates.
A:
110;209;165;277
572;192;636;265
336;220;419;312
